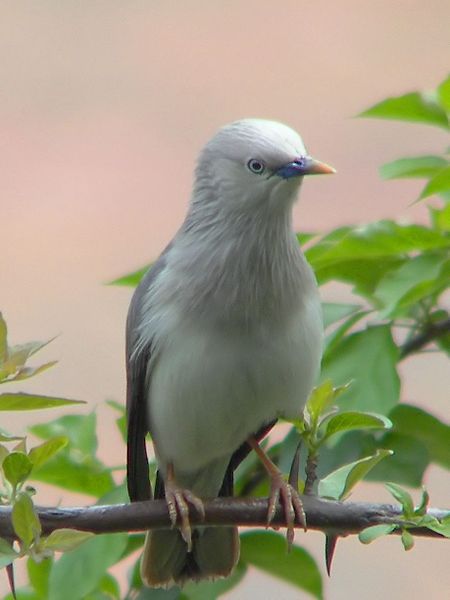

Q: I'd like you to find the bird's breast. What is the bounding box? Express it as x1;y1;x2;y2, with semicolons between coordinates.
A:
147;288;322;475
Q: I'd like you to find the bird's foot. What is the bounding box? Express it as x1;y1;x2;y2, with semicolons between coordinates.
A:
248;436;306;551
164;464;205;552
267;470;306;550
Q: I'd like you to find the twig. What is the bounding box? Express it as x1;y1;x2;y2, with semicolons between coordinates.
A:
0;497;447;539
400;317;450;359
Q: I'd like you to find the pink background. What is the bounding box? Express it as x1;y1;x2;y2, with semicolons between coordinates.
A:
1;1;449;598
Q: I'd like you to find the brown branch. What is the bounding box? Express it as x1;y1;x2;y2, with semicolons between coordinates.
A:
0;497;447;539
304;452;319;495
400;317;450;359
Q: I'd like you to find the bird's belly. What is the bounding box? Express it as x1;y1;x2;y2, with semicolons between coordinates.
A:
148;299;322;476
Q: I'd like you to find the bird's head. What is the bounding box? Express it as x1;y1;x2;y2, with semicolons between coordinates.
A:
193;119;335;215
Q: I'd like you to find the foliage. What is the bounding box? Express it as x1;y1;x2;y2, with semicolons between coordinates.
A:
359;484;450;550
1;75;449;599
0;324;92;596
0;315;84;411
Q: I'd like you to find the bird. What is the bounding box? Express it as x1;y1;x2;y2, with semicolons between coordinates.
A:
125;118;335;588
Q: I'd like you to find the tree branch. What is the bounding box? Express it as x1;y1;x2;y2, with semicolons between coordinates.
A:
400;317;450;359
0;497;447;539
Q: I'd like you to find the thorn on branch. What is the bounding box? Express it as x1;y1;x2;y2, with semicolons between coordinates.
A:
288;441;302;491
325;534;339;576
6;563;16;600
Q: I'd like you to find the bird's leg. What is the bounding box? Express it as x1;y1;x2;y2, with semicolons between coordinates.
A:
248;436;307;549
163;463;205;552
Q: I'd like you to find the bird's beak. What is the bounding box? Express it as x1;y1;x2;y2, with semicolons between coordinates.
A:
276;156;336;179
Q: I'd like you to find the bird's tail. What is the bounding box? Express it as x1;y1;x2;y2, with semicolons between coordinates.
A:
140;526;239;587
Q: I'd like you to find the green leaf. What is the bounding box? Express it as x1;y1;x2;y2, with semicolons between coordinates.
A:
323;412;392;441
322;325;400;414
48;533;128;600
392;264;450;316
117;534;145;565
359;91;449;129
0;444;9;465
320;258;406;297
401;529;415;551
3;590;41;600
0;537;19;569
3;452;33;487
374;254;447;318
98;482;129;506
359;524;397;544
366;432;429;487
27;556;52;599
0;537;17;557
0;393;84;411
324;310;370;356
106;400;127;443
12;492;41;548
425;514;450;537
430;202;450;232
380;155;448;180
31;453;114;498
419;165;450;199
0;313;7;364
4;338;55;372
31;413;98;456
109;264;151;287
307;221;449;267
305;380;336;427
318;449;392;500
389;404;450;469
92;573;121;599
415;488;430;516
385;482;415;516
28;437;68;470
437;333;450;355
437;74;450;111
240;531;322;599
0;536;18;569
7;361;58;383
30;414;113;497
42;529;95;552
307;221;448;298
0;556;17;571
297;232;318;246
0;429;24;442
322;302;361;329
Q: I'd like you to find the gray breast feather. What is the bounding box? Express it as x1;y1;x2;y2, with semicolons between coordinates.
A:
146;288;322;480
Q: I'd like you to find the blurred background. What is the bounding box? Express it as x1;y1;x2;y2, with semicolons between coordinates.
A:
1;1;449;598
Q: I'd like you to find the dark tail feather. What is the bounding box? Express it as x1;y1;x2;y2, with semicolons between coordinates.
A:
140;527;239;587
140;427;275;589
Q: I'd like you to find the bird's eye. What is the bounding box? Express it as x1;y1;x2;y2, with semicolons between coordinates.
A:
247;159;266;174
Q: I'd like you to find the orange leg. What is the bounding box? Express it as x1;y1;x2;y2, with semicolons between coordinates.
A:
248;436;306;549
164;463;205;551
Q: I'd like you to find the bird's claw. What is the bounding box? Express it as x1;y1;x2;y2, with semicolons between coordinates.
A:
165;484;205;552
267;471;307;550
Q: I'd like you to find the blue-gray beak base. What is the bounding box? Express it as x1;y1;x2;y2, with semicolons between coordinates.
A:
276;157;336;179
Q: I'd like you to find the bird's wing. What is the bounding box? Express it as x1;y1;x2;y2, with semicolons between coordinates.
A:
125;250;170;502
126;245;277;504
